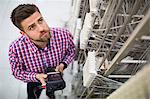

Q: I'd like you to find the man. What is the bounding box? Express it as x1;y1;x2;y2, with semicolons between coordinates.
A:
8;4;76;99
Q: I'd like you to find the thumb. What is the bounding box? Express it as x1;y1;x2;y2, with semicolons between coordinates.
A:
39;74;47;85
43;74;47;78
55;66;59;72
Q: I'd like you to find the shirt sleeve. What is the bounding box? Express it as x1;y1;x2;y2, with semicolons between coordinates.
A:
62;30;76;66
8;44;38;83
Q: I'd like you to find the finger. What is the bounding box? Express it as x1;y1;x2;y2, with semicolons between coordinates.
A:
39;78;46;85
43;74;47;78
55;66;59;72
55;68;58;72
56;68;62;72
59;68;63;73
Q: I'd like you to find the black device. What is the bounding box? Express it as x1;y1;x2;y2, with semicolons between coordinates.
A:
44;67;66;92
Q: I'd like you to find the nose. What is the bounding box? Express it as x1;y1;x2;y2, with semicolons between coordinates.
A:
37;24;44;32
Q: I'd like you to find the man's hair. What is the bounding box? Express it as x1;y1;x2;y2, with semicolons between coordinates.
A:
10;4;40;31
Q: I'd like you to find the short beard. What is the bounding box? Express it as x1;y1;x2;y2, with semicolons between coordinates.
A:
40;32;51;42
29;31;51;43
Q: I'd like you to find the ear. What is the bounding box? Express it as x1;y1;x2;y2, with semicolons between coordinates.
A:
20;31;25;35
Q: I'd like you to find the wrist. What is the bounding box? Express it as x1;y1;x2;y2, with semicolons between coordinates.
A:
35;74;40;80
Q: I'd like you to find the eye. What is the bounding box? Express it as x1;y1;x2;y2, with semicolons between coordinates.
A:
38;18;44;24
28;24;36;31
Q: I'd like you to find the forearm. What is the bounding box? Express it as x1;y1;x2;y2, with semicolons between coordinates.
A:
12;69;38;83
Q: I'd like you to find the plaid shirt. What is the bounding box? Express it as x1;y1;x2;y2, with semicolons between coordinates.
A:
8;28;76;83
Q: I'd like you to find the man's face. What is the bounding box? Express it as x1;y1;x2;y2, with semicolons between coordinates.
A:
21;11;50;42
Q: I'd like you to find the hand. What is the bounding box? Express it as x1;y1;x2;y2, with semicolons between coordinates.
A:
55;63;64;73
36;73;47;86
